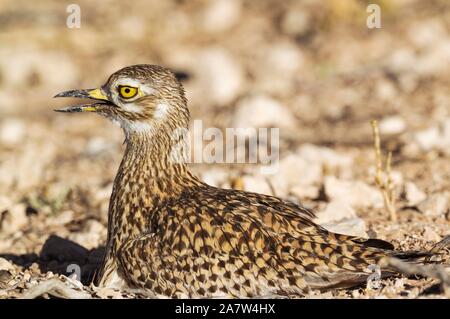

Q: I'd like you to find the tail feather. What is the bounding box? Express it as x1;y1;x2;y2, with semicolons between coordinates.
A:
304;235;450;291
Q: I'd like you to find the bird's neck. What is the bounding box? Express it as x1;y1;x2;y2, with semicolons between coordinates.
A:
107;123;200;246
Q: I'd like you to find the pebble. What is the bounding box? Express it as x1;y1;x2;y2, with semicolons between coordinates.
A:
296;144;353;172
268;154;322;196
0;119;26;146
418;193;449;217
404;182;427;207
197;48;244;105
422;227;441;242
202;0;241;33
315;200;357;224
241;176;273;195
320;217;368;238
0;258;15;272
0;203;28;234
324;176;384;209
232;94;296;130
379;116;406;135
414;127;441;151
290;185;320;200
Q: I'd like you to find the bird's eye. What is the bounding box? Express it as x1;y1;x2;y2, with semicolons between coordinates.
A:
118;86;138;99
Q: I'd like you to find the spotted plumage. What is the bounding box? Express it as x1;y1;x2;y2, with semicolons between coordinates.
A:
55;64;447;298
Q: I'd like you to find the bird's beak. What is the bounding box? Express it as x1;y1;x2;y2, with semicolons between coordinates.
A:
53;88;111;113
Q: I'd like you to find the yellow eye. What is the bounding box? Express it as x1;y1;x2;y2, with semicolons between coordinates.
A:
118;86;138;99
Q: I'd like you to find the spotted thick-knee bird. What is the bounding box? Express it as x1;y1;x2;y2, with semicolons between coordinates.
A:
54;64;448;298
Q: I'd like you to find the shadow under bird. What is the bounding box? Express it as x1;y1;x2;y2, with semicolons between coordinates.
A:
54;64;449;298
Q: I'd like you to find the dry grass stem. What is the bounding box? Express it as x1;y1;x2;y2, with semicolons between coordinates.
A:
371;120;398;222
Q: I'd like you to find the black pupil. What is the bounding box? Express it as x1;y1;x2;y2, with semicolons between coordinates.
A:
125;88;130;93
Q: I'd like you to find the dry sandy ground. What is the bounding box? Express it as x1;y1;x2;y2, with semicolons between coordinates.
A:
0;0;449;298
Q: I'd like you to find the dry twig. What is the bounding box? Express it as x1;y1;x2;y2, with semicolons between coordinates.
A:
371;120;397;222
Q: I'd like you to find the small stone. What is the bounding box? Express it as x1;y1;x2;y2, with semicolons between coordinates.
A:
296;144;353;171
418;193;449;217
379;116;406;135
232;94;296;130
241;176;273;196
0;258;15;272
320;217;368;238
201;168;229;188
290;185;320;200
315;200;357;224
0;119;26;146
47;210;74;226
268;154;322;197
414;127;440;151
404;182;427;207
280;8;311;37
23;272;31;282
83;219;106;235
68;219;106;250
422;227;441;242
0;203;28;234
265;42;304;75
196;48;243;105
324;176;384;209
202;0;241;33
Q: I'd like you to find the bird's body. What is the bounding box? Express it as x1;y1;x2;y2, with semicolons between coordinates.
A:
55;64;447;298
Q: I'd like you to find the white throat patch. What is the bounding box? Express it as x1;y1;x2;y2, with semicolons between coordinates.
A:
121;103;142;113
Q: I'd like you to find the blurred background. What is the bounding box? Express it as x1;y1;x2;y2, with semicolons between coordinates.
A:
0;0;449;298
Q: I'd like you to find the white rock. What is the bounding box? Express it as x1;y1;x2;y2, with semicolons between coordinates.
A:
375;79;397;100
422;227;441;242
324;176;384;209
321;217;368;238
279;156;322;187
414;127;441;151
280;8;311;37
197;48;243;105
0;257;14;272
201;168;230;188
0;196;13;212
296;144;353;171
404;182;427;207
379;116;406;135
0;119;26;146
265;42;304;75
202;0;241;33
47;210;75;226
242;176;273;195
418;193;449;217
290;185;319;200
233;94;296;129
315;200;357;224
83;219;106;235
408;19;447;49
69;220;106;250
0;203;28;234
117;16;146;40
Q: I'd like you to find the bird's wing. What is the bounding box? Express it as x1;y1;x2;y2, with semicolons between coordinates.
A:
118;186;447;296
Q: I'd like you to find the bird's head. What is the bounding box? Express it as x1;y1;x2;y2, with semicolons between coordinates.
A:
55;64;189;137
